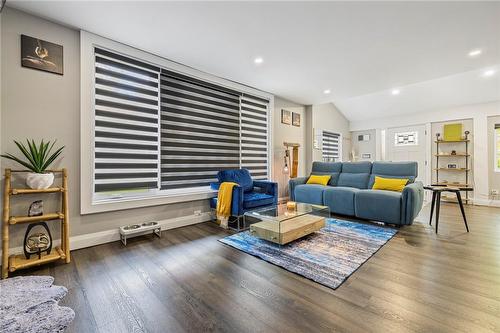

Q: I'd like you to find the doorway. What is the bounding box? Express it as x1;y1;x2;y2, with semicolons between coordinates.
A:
385;125;427;184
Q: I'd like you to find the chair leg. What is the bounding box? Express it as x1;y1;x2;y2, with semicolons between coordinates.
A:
429;191;437;226
456;191;469;232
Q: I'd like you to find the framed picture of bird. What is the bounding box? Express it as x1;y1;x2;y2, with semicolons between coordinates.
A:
21;34;63;75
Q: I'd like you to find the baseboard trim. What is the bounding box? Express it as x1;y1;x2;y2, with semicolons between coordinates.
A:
1;212;213;257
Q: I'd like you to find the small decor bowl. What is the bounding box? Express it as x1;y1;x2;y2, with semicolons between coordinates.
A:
26;172;54;189
142;222;158;227
123;224;141;230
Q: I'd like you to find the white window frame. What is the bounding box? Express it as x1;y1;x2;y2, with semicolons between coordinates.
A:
495;125;500;173
81;31;274;214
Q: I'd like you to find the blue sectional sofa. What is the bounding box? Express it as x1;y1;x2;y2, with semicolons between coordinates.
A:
289;161;424;225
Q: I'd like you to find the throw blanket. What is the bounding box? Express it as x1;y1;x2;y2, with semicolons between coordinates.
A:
216;182;238;229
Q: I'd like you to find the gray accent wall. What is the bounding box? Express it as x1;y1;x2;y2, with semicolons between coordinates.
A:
351;129;377;161
1;8;208;249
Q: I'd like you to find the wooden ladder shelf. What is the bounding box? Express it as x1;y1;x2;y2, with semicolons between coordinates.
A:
1;169;70;279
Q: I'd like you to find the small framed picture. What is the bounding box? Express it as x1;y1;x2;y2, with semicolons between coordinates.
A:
281;109;291;125
361;153;372;159
292;112;301;127
21;35;63;75
447;163;458;169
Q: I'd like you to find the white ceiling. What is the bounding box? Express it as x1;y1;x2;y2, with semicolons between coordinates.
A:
7;1;500;121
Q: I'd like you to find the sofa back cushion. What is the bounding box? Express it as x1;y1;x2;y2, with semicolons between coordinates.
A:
311;161;342;186
337;161;372;189
368;161;417;188
217;169;253;192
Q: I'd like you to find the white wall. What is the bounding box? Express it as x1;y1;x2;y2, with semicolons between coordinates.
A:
309;103;351;166
0;8;210;250
350;101;500;205
351;129;376;161
273;97;307;199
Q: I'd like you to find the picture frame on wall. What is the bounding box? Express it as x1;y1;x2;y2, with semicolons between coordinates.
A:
361;153;372;159
281;109;291;125
292;112;301;127
21;34;64;75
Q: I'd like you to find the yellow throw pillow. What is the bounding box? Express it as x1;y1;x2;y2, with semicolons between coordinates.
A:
307;175;331;186
372;176;408;192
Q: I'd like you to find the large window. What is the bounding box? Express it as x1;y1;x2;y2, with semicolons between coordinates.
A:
495;125;500;172
91;46;270;203
322;130;342;162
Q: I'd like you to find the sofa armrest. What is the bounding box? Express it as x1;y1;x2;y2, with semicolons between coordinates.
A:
211;182;244;216
288;176;309;201
253;180;278;196
401;181;424;225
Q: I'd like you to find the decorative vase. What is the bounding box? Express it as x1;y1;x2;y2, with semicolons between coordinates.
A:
26;172;54;189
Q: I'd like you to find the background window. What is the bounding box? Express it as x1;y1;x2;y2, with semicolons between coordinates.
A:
495;125;500;172
322;131;341;162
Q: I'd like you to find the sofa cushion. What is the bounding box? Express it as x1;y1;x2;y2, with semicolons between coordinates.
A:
294;184;327;205
355;189;402;224
338;173;371;189
243;192;275;209
323;186;360;216
368;161;417;188
310;161;342;186
218;169;253;192
337;161;372;189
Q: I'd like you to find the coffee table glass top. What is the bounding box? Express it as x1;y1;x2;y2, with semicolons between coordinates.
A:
245;202;329;222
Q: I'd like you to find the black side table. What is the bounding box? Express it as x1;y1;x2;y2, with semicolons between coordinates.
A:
424;185;472;233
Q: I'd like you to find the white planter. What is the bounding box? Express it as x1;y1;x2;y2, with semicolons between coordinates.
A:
26;172;54;190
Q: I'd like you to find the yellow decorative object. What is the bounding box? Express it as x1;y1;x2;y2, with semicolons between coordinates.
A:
286;201;297;211
372;176;408;192
306;175;331;186
443;123;463;141
216;182;238;229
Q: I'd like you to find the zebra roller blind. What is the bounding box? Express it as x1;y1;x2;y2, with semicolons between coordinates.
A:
322;131;341;162
93;47;271;196
160;71;242;190
240;96;269;180
94;48;160;193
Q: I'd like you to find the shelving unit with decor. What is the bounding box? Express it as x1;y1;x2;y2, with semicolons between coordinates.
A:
1;169;70;279
433;131;473;204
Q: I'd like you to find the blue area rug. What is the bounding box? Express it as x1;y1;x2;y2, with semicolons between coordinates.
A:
219;218;397;289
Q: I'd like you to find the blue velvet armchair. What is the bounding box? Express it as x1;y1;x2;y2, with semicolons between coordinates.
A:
210;169;278;229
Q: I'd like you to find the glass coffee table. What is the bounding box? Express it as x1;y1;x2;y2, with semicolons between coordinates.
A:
244;202;330;245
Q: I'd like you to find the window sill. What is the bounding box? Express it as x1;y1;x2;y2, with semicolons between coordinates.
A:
81;187;217;215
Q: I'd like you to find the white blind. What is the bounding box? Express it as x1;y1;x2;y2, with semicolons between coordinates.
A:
322;131;340;162
93;48;160;193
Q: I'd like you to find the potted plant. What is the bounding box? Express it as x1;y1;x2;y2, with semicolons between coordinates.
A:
1;139;64;189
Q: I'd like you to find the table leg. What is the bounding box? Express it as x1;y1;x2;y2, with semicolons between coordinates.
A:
456;191;470;232
429;191;437;225
435;192;441;234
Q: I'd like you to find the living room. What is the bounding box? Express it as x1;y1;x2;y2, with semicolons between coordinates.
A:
1;1;499;332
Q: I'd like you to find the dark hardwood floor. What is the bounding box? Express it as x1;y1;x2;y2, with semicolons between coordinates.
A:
17;203;500;332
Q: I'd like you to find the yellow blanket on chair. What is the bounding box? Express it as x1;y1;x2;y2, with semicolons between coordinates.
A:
216;182;238;229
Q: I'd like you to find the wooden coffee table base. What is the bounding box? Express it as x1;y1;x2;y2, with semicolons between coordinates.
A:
249;214;325;245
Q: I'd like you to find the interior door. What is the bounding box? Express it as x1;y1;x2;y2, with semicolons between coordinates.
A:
385;125;427;184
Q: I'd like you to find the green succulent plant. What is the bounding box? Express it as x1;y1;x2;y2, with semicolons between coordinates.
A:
1;139;64;173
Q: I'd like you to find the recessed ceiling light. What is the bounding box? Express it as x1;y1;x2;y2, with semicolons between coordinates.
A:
483;69;496;77
323;89;331;94
391;89;400;95
254;57;263;65
468;49;482;57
